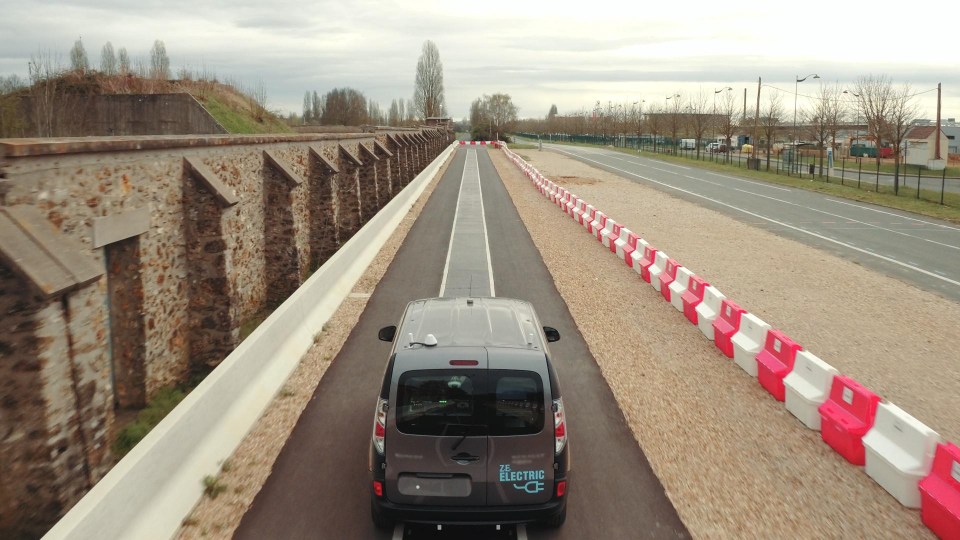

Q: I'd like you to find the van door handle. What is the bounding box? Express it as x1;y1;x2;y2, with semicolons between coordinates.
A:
451;453;480;464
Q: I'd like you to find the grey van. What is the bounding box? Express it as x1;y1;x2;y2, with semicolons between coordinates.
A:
369;297;570;529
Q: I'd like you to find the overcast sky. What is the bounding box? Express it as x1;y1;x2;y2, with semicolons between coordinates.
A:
2;0;957;122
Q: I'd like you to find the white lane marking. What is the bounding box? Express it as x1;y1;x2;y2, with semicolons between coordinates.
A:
477;153;496;297
438;150;469;297
551;147;960;288
825;198;960;232
516;524;528;540
392;524;404;540
438;149;495;297
725;188;960;251
702;170;792;192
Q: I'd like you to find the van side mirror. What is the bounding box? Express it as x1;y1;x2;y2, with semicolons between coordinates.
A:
543;326;560;342
378;325;397;342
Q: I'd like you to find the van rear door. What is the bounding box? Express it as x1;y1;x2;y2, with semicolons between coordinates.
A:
485;351;555;506
385;347;488;506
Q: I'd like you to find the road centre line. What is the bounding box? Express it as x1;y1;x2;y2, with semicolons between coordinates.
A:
550;147;960;288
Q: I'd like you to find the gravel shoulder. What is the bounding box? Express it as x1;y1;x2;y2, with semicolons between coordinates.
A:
491;148;951;539
174;154;454;540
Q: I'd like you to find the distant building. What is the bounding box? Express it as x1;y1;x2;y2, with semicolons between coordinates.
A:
425;117;451;128
904;126;949;170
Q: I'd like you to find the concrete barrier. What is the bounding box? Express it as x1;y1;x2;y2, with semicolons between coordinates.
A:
732;313;771;377
863;403;940;508
783;351;838;430
43;143;457;540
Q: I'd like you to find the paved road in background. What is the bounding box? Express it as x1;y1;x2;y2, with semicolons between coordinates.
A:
234;147;689;539
543;144;960;302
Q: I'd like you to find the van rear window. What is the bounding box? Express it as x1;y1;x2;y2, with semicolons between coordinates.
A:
395;370;544;436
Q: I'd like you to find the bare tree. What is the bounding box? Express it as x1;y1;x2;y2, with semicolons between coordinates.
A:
321;87;368;126
717;90;740;162
303;91;312;122
646;105;664;152
397;98;406;126
149;40;170;80
118;47;130;74
806;83;845;177
853;75;893;168
412;40;445;120
70;38;89;73
311;91;322;123
666;93;684;153
28;50;63;137
760;91;784;170
388;99;400;126
100;42;117;75
687;90;710;158
887;84;919;194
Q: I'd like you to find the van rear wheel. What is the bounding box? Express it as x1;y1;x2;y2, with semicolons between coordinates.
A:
542;505;567;528
370;497;394;530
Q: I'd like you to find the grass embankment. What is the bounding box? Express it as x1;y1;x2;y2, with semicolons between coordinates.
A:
200;94;292;135
530;139;960;224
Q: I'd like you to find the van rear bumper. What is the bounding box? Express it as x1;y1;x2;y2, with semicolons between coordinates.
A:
372;497;566;525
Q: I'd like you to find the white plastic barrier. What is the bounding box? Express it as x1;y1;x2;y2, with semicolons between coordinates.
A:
600;219;618;248
581;205;595;228
731;313;770;377
669;267;695;312
649;251;670;292
695;286;726;340
614;228;633;260
565;195;578;216
44;143;458;540
630;239;650;275
862;402;941;508
783;351;838;430
589;211;606;236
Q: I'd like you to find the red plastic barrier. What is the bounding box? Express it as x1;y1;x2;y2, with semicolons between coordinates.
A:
637;245;657;282
622;233;640;266
756;330;803;402
712;299;745;358
590;214;607;238
818;376;882;465
681;275;709;325
658;259;681;302
470;141;477;145
919;442;960;539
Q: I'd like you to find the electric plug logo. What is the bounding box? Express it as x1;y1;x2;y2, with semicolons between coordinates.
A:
499;464;546;494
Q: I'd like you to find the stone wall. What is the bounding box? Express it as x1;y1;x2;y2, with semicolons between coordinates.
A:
0;128;451;536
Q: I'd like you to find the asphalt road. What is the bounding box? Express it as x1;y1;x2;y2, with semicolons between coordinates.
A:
234;147;689;539
543;144;960;302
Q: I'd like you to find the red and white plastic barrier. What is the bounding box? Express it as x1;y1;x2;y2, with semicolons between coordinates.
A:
498;143;959;539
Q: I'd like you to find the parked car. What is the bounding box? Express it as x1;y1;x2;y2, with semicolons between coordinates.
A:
370;297;570;530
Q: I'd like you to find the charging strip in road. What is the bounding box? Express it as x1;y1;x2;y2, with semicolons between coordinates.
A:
439;149;496;297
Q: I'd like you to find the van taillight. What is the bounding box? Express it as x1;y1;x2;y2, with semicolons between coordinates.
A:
553;398;567;455
372;397;387;454
556;480;567;497
373;480;384;497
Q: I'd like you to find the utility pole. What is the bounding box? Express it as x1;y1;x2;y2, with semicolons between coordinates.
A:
936;82;942;160
753;77;761;167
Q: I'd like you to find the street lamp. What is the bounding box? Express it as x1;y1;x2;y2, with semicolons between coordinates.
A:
793;73;820;144
666;94;679;151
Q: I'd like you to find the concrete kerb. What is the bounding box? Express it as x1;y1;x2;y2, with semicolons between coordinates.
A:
43;142;457;540
496;143;956;537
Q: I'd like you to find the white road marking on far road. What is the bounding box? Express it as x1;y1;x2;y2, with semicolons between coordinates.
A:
825;198;960;233
550;147;960;288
